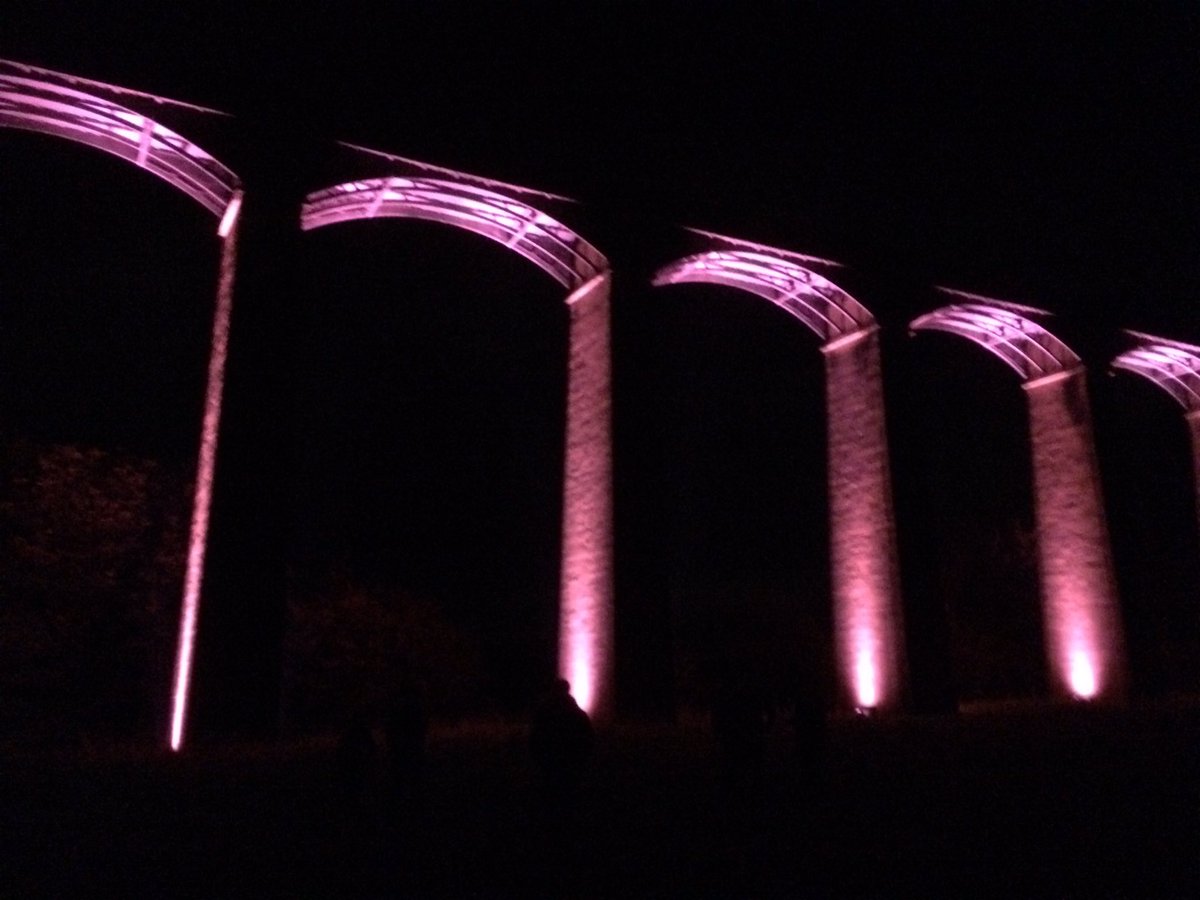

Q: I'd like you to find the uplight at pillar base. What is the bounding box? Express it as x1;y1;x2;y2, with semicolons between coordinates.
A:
565;620;596;714
854;644;879;710
1068;648;1098;700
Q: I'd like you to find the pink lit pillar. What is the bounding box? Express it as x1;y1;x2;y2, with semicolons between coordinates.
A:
168;193;242;751
1189;411;1200;532
558;273;614;719
823;326;906;711
1023;367;1126;702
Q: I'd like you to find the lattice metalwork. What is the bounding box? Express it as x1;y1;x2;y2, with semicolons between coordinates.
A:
910;289;1080;381
652;248;874;343
301;174;606;291
1112;331;1200;413
0;59;240;220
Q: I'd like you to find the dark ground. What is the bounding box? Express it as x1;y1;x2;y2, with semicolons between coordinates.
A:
3;701;1197;899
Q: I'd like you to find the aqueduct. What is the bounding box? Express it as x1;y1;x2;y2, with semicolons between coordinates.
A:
7;60;1199;743
653;230;906;712
1112;332;1200;530
0;59;243;749
911;290;1128;702
300;144;615;718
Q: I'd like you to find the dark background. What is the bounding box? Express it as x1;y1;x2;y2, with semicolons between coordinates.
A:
2;3;1197;732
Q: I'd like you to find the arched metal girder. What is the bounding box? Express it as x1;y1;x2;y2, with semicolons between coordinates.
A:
0;59;241;225
652;244;874;343
300;149;607;290
1111;331;1200;413
909;289;1080;381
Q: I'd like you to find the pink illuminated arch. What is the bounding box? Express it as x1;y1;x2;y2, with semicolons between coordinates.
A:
301;144;605;290
654;229;907;713
0;59;240;218
652;231;873;342
0;59;243;750
301;145;614;717
1112;331;1200;537
1111;332;1200;413
908;289;1081;379
911;289;1127;703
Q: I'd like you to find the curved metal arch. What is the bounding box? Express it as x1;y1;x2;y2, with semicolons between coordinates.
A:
1112;332;1200;413
909;300;1080;382
0;59;240;221
300;177;608;291
652;249;874;343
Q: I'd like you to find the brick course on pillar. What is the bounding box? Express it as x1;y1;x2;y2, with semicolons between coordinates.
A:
1023;367;1127;701
823;327;906;711
558;273;614;719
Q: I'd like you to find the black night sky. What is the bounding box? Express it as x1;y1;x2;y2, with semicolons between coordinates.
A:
2;4;1198;729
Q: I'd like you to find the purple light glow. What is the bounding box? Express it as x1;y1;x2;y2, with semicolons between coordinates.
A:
1068;647;1098;700
655;239;906;713
854;637;880;708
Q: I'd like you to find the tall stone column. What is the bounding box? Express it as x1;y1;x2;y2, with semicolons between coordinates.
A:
823;326;905;711
558;273;614;719
1189;410;1200;534
169;197;240;750
1023;367;1126;702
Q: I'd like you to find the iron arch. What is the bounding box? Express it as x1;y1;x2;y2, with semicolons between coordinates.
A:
0;59;241;224
652;247;874;343
909;291;1080;382
301;175;607;290
2;60;244;749
1111;331;1200;413
300;148;614;717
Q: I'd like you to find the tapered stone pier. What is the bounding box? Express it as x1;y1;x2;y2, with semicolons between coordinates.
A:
655;234;907;712
913;296;1127;704
301;153;614;718
559;274;614;718
823;326;905;710
1024;367;1126;701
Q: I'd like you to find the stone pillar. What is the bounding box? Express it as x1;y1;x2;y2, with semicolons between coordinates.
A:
169;197;240;750
1023;367;1126;702
823;326;906;711
558;273;614;719
1189;410;1200;535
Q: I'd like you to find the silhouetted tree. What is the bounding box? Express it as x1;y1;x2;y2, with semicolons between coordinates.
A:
0;440;188;740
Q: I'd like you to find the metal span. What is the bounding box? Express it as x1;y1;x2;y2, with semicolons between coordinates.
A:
1112;332;1200;413
909;290;1080;380
652;244;873;343
910;291;1126;703
0;59;240;220
1113;330;1200;537
301;147;614;718
301;146;605;291
0;59;243;750
654;231;906;713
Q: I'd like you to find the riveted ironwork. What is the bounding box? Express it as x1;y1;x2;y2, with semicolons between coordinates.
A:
1112;331;1200;413
910;289;1080;381
0;59;240;220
